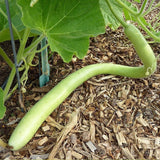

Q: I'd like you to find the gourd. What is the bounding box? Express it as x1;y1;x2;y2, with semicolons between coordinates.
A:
8;24;156;150
124;24;156;74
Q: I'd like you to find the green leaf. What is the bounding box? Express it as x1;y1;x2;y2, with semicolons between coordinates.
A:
0;0;25;42
99;0;123;30
17;0;105;62
0;88;6;119
122;0;138;21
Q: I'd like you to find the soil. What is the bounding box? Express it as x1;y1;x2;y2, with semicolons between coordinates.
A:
0;18;160;160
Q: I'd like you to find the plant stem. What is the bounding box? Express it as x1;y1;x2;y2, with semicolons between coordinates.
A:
0;47;14;68
5;44;38;101
142;0;155;16
105;0;128;28
25;43;49;58
137;17;160;42
17;28;31;63
5;66;29;101
3;68;16;101
34;44;49;54
115;0;138;16
3;28;36;101
24;34;46;55
137;0;148;16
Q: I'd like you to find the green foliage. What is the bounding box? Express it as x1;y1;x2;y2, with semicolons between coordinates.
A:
0;0;24;42
0;0;159;121
100;0;123;30
118;0;160;42
0;0;158;150
9;23;157;151
17;0;106;62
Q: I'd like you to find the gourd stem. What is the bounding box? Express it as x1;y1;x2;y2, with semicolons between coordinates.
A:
105;0;128;28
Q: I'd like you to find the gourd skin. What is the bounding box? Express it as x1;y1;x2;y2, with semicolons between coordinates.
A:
8;64;145;150
8;24;156;150
124;24;157;74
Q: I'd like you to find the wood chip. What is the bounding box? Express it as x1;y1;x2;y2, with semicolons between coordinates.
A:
102;134;108;141
82;131;91;142
71;151;83;159
66;150;72;160
38;137;48;146
48;109;79;159
90;121;95;142
74;148;91;158
137;137;153;149
155;137;160;147
25;93;36;101
42;125;50;132
155;149;160;159
136;114;149;127
34;96;42;101
46;116;64;130
0;138;7;148
116;110;123;117
6;118;20;126
115;131;127;147
32;86;51;92
122;148;135;160
30;154;49;159
86;141;97;153
70;134;77;144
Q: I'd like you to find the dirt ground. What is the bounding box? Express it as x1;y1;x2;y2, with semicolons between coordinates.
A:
0;21;160;160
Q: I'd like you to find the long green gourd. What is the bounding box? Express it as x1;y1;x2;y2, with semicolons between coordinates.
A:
8;24;156;150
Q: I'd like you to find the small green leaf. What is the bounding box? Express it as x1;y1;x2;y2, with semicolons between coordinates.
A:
0;88;6;119
139;17;148;26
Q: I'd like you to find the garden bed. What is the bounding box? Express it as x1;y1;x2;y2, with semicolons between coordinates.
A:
0;26;160;159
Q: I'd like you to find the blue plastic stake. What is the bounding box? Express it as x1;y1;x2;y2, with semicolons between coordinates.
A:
39;37;50;87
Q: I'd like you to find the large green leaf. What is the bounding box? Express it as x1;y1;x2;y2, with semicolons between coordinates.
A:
17;0;105;62
99;0;123;30
0;0;25;42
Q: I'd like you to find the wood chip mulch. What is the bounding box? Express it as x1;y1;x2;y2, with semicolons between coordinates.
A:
0;25;160;159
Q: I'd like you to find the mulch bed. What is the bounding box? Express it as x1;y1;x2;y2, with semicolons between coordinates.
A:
0;7;160;159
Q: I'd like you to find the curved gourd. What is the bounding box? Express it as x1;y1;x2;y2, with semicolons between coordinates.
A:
8;24;156;150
